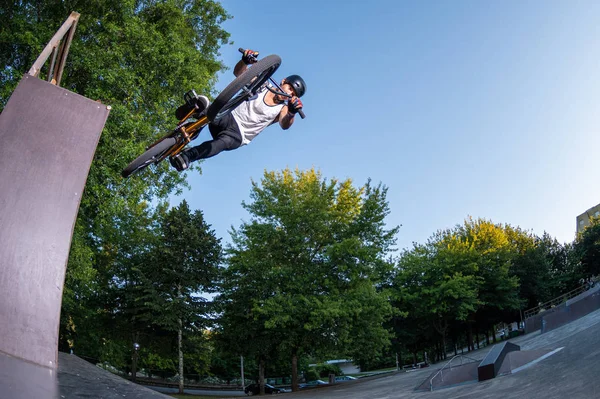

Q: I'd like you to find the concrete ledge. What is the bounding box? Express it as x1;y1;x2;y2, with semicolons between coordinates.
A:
477;342;520;381
542;292;600;334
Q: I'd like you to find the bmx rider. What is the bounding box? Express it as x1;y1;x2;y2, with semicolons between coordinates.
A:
170;49;306;171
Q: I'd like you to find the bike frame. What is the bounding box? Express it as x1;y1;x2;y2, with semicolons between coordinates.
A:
148;79;296;163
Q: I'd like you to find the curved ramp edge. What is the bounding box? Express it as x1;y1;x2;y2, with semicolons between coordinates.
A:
0;74;109;369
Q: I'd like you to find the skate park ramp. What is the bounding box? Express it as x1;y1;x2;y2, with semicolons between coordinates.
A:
541;289;600;333
0;74;109;398
0;74;109;365
416;343;560;391
415;358;480;391
57;352;170;398
496;348;561;375
525;284;600;334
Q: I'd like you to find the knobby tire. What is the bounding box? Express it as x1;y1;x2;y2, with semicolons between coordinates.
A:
207;54;282;121
121;137;177;178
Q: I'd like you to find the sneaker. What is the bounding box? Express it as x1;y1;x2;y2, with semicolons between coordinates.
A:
170;151;190;172
175;95;210;120
193;95;210;117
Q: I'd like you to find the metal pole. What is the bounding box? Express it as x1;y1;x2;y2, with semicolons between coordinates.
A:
240;355;245;391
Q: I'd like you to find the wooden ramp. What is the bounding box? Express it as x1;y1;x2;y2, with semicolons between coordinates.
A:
0;74;109;397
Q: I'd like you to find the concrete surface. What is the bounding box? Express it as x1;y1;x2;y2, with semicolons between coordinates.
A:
57;352;170;399
284;307;600;399
49;307;600;398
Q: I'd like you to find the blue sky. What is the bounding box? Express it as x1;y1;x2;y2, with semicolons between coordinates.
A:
171;0;600;251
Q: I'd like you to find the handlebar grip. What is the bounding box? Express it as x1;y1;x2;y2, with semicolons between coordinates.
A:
238;47;244;53
298;109;305;119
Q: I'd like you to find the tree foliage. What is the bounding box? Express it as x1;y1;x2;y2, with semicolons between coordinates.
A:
390;217;579;364
573;217;600;278
218;168;398;390
137;200;222;392
139;200;222;332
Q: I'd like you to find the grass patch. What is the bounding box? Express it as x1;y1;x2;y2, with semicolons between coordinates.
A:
350;366;397;377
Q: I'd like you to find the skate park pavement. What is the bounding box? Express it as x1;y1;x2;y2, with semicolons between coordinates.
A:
53;307;600;398
283;307;600;399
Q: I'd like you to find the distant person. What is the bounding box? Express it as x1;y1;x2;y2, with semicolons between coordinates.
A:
170;48;306;171
587;277;594;290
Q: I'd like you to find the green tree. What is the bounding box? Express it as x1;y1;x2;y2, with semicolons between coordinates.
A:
139;200;222;393
509;231;557;311
391;218;525;358
450;218;521;346
393;238;480;361
573;217;600;279
219;168;398;391
1;1;232;359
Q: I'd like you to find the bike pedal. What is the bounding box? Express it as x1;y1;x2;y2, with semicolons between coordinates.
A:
183;90;199;107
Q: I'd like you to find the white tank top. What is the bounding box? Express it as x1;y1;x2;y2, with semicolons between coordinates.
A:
232;86;283;145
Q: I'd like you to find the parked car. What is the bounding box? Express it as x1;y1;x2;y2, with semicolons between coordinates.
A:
335;375;357;382
244;383;284;395
299;380;328;389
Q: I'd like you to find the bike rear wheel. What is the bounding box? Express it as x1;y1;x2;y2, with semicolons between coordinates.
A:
207;54;282;121
121;137;178;178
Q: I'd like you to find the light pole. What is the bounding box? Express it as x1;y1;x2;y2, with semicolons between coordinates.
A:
132;342;140;382
241;355;245;391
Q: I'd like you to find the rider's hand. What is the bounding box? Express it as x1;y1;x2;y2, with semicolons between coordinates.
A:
242;49;259;65
287;97;303;114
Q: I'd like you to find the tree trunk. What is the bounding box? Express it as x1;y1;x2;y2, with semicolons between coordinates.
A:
259;357;265;395
475;327;480;350
432;318;448;361
485;331;490;346
492;328;497;343
467;325;474;351
178;317;184;394
291;349;299;391
442;335;447;360
412;352;417;367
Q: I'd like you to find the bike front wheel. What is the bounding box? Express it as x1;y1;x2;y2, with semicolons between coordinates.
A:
121;137;178;178
207;54;282;121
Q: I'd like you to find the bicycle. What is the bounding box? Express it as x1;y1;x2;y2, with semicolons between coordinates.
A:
121;50;304;178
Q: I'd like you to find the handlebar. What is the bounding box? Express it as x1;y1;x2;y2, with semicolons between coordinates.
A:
237;48;305;119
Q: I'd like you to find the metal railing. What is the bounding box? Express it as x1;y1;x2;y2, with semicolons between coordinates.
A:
523;283;591;319
429;354;479;391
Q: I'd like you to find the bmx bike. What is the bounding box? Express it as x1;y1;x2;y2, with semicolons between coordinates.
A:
122;50;304;178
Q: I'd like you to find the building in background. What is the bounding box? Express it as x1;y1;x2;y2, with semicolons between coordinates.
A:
576;203;600;234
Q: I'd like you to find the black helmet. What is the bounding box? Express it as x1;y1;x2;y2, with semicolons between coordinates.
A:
284;74;306;98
